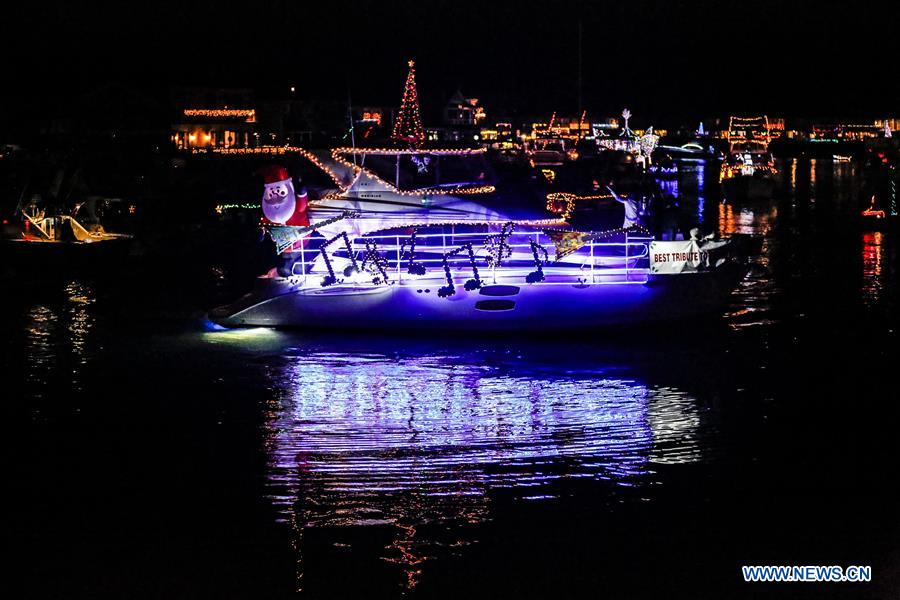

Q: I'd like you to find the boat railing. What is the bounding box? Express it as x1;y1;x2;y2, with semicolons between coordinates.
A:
291;230;653;287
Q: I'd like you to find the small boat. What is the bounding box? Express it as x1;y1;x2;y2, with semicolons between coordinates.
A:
1;203;132;283
525;138;574;167
721;164;776;201
655;141;722;164
210;147;755;331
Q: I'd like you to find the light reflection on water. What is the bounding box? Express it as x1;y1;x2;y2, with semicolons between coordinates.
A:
861;231;886;307
262;349;707;590
22;281;96;401
717;203;778;328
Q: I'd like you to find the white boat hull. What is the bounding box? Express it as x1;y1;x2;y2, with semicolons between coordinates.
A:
210;265;745;331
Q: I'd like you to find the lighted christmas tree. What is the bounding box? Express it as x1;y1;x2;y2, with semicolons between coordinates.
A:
391;59;426;148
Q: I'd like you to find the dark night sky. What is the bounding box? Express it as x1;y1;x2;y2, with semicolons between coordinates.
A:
3;0;898;127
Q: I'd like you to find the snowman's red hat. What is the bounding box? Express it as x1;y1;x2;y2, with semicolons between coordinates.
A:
260;165;290;184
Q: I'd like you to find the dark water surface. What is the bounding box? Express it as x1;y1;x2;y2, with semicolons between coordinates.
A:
4;160;899;598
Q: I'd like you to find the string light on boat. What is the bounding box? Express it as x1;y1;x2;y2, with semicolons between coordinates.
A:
215;202;259;214
399;230;427;276
544;225;651;260
437;243;482;298
194;146;346;188
362;218;567;235
317;232;359;287
484;222;515;268
546;192;614;219
329;148;495;196
359;240;391;285
526;240;549;283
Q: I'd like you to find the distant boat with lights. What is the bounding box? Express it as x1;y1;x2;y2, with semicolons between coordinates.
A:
720;115;777;202
594;109;660;167
1;198;133;282
655;123;723;165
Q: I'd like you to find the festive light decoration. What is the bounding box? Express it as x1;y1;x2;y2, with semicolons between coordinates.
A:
438;243;481;297
484;222;515;268
526;240;549;283
621;108;632;133
391;60;426;147
359;240;391;285
329;148;496;197
195;146;347;188
544;225;651;260
726;115;776;148
399;230;427;276
183;109;256;122
861;208;887;219
639;130;660;157
647;164;678;176
215;202;258;214
719;155;777;181
365;218;567;237
546;192;614;220
333;147;485;156
318;232;359;287
198;145;495;198
267;210;359;254
721;116;778;180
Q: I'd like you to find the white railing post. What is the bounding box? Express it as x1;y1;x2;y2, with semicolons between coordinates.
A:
396;235;402;283
300;241;306;283
589;238;595;284
625;232;629;280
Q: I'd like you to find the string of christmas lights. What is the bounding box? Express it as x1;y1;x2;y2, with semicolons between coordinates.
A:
546;192;614;219
333;147;486;156
195;146;347;188
362;218;567;237
183;109;256;121
328;149;496;197
196;144;497;200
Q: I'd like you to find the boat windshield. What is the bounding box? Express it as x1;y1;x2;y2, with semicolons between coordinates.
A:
349;151;497;191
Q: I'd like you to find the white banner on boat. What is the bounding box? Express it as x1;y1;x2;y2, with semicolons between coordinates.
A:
649;240;708;274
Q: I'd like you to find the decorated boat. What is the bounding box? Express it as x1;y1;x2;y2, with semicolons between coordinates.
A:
720;115;777;202
1;200;133;282
209;146;754;331
593;109;660;168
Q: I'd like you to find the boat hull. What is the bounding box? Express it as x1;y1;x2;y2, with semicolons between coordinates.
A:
0;237;133;284
722;175;775;202
209;265;746;331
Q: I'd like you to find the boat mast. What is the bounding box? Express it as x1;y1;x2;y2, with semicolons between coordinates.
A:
577;17;583;118
347;84;357;165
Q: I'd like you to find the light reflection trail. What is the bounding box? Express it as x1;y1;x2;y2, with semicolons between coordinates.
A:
861;231;885;307
262;350;705;591
22;281;96;401
718;203;778;329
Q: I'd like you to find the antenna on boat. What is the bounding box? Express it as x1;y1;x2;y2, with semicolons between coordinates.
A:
577;17;583;118
347;83;357;165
